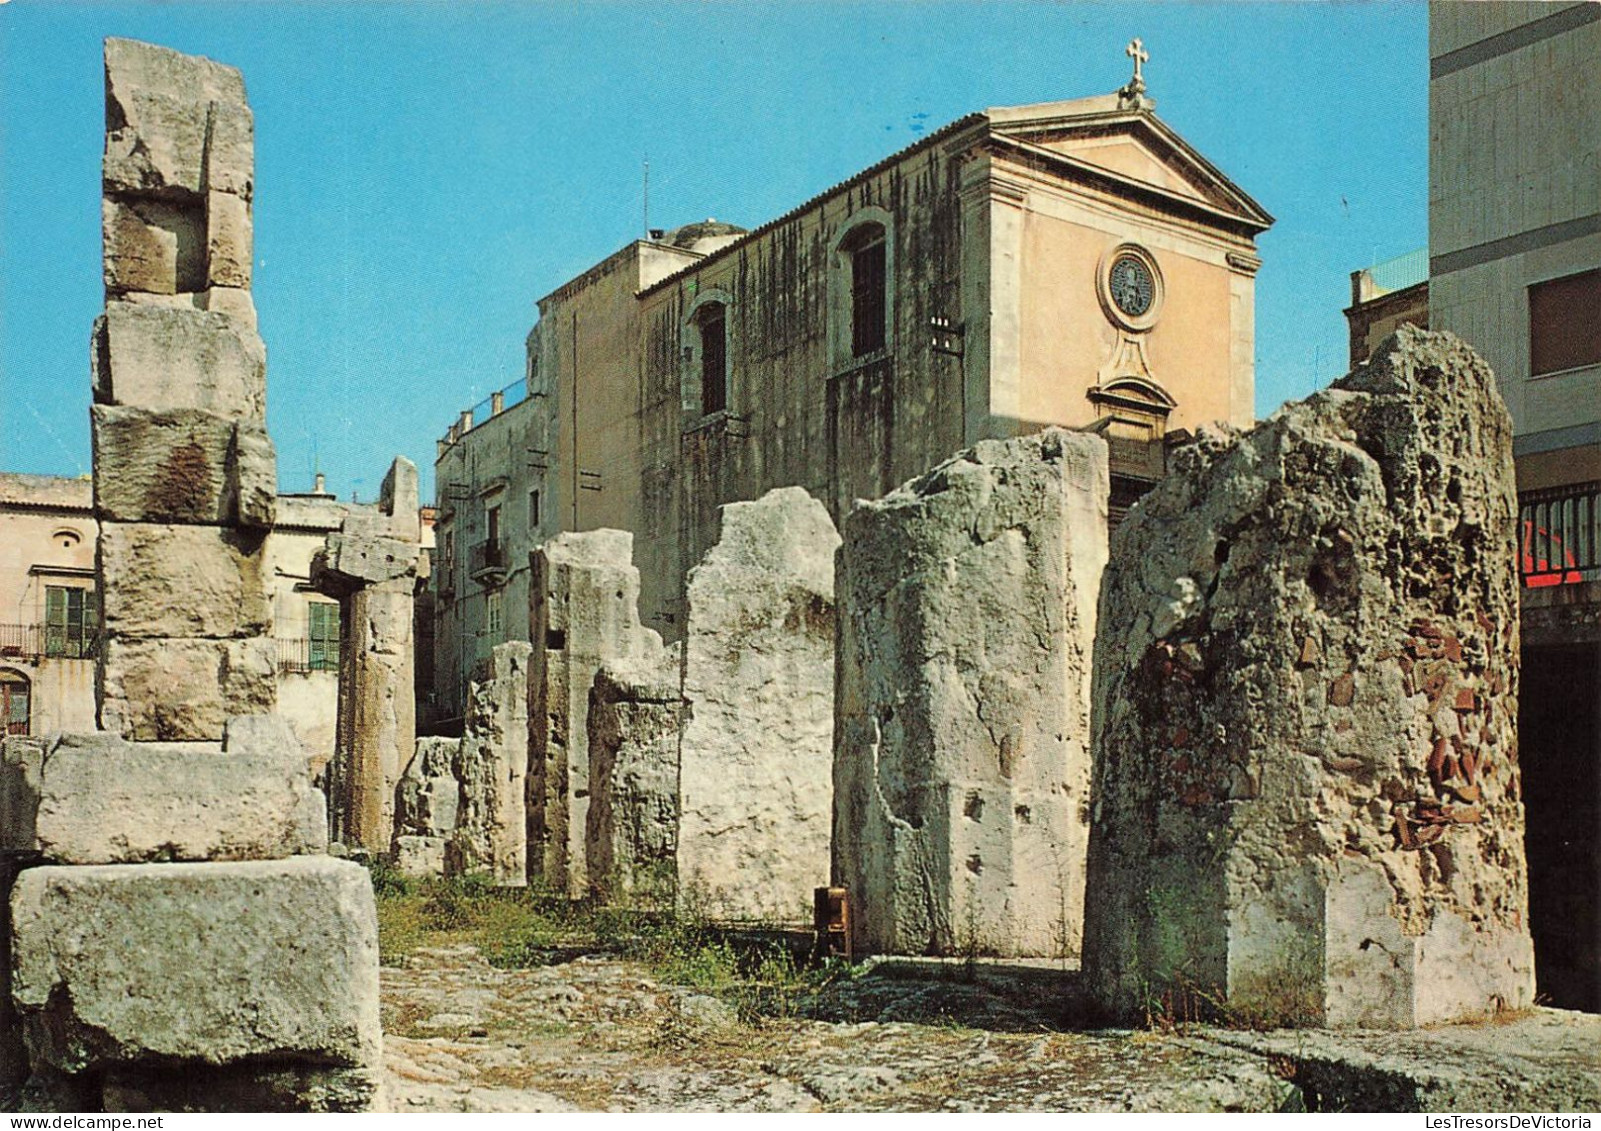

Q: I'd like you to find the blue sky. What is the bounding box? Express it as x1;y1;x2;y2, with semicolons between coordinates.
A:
0;1;1428;501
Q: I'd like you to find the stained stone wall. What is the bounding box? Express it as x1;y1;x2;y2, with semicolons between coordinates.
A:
677;487;839;922
834;430;1108;957
1082;327;1533;1028
528;530;663;899
586;659;682;906
93;38;276;741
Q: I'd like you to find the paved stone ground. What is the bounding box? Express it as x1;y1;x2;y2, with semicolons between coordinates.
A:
380;945;1598;1112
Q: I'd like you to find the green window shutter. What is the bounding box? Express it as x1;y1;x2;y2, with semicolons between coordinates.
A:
44;587;66;657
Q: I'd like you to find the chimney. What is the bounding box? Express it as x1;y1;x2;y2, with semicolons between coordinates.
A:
314;471;327;495
459;410;473;435
491;391;504;416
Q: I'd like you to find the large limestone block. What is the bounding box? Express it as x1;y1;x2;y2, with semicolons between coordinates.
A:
834;429;1108;957
0;731;324;864
311;530;418;593
92;405;276;527
9;858;379;1085
102;196;205;296
678;487;839;922
92;303;266;418
586;659;681;906
103;37;253;201
99;522;270;638
1082;327;1533;1028
451;642;532;886
529;529;662;899
205;190;252;289
99;635;277;741
395;736;462;839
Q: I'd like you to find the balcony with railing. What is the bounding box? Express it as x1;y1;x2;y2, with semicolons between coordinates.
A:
0;624;99;664
469;538;508;584
276;636;340;675
1520;480;1598;587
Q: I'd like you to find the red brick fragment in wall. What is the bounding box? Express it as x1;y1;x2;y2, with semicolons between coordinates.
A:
1328;672;1355;707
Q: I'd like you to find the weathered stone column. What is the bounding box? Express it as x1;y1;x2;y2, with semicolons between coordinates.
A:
1083;327;1533;1028
528;530;662;898
312;457;422;854
450;640;533;885
586;658;682;906
834;430;1108;957
678;487;839;922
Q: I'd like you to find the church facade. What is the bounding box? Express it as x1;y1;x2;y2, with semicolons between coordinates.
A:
431;71;1271;719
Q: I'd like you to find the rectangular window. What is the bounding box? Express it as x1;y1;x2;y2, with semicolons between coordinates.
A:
307;602;340;672
701;307;727;415
486;504;501;548
851;240;887;358
1530;270;1601;377
44;586;95;659
486;590;503;640
528;489;541;530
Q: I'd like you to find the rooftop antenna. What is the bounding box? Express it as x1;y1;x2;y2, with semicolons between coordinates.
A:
642;153;650;238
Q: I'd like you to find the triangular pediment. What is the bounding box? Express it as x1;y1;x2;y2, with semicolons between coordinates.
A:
985;100;1272;230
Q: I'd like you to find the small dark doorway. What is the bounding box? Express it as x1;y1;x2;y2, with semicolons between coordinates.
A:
1520;641;1600;1012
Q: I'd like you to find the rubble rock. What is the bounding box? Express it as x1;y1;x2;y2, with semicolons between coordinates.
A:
586;658;681;905
678;486;839;922
452;642;532;886
395;737;461;839
98;521;270;638
92;303;265;418
99;635;277;741
1;731;325;864
1082;327;1532;1028
393;835;448;879
834;429;1109;956
10;857;380;1076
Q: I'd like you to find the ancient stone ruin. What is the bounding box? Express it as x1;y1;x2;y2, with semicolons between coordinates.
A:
677;487;839;921
1083;326;1533;1028
311;457;423;854
0;39;381;1111
834;430;1109;957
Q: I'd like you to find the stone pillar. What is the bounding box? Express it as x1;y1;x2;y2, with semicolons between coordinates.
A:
586;658;682;906
1083;327;1534;1028
678;487;839;922
312;457;422;854
834;430;1108;957
0;40;382;1111
528;530;662;898
449;641;533;885
93;36;277;740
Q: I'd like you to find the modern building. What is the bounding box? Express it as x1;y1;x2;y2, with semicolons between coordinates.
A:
432;64;1273;721
1428;0;1600;1012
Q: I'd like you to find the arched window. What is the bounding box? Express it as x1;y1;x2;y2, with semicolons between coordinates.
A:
846;229;887;357
1;669;30;737
698;301;727;415
828;207;895;371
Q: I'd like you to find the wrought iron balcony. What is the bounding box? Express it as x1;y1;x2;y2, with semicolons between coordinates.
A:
0;624;99;663
1520;480;1599;587
469;538;509;583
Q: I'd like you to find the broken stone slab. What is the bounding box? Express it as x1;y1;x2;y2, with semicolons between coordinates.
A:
92;405;276;527
586;657;681;906
102;37;253;201
98;522;270;638
0;731;325;864
91;303;266;418
102;196;206;296
450;642;532;886
10;857;379;1090
1082;327;1531;1028
395;737;461;840
393;835;447;879
99;635;277;741
529;528;664;899
834;428;1109;957
678;487;839;923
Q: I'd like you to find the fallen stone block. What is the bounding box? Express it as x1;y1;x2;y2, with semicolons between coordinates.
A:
678;486;838;922
1083;327;1532;1028
10;857;380;1080
98;521;270;638
102;37;252;200
0;731;324;864
587;658;681;905
92;303;266;418
834;429;1108;957
393;835;447;878
99;635;277;741
92;405;276;527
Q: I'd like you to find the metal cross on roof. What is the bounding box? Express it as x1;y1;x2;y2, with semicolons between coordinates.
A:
1126;38;1149;85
